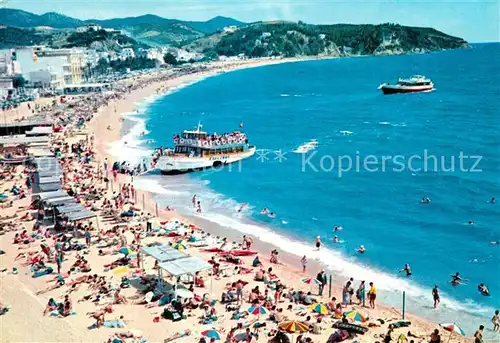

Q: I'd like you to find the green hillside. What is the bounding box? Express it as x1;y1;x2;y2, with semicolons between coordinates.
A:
190;21;469;58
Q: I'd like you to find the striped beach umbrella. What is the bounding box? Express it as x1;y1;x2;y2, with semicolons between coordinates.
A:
440;323;466;336
201;329;221;340
279;320;310;333
173;242;187;250
310;303;328;314
248;305;268;315
301;277;321;285
118;247;135;256
344;311;367;323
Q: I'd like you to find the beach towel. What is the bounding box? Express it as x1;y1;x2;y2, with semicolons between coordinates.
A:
32;267;53;278
50;311;76;317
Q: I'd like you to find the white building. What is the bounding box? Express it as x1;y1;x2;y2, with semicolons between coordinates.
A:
29;70;60;88
16;47;83;86
76;24;102;33
120;48;135;60
223;26;238;34
0;76;14;98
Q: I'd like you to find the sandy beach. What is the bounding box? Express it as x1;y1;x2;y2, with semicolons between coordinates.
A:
0;58;491;343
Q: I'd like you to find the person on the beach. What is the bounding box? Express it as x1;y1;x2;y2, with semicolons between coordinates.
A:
301;255;307;273
492;310;499;332
474;325;484;343
243;235;253;250
356;280;366;306
196;201;202;213
367;282;376;309
315;236;322;250
432;285;440;308
84;228;91;247
430;329;441;343
399;264;412;277
316;270;327;296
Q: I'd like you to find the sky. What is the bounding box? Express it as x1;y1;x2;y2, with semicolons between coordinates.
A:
5;0;500;42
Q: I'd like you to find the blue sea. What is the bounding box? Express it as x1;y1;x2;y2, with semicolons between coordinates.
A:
112;43;500;335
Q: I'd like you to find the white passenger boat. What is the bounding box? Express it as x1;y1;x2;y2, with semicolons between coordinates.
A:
153;123;256;174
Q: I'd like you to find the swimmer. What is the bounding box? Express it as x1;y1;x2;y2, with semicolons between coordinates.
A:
357;245;366;254
490;241;499;245
490;197;495;204
468;220;474;225
478;283;490;296
399;264;412;277
420;197;431;204
237;203;248;213
333;235;339;243
333;226;343;231
450;272;463;286
260;208;269;215
268;212;276;218
315;236;322;250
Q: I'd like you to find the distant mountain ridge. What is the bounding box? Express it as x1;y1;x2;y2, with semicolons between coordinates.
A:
0;8;245;45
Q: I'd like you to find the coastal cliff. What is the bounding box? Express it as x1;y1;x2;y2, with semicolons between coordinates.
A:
188;21;470;58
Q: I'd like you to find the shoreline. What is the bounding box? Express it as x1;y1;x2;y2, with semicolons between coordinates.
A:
0;56;490;342
89;57;487;340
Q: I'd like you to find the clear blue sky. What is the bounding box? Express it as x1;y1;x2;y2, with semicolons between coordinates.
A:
7;0;500;42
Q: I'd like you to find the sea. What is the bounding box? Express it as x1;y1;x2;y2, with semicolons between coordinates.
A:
110;43;500;336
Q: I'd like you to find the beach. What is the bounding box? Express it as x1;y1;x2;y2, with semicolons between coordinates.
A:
0;57;494;343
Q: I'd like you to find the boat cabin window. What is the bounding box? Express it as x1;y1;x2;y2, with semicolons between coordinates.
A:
182;132;207;140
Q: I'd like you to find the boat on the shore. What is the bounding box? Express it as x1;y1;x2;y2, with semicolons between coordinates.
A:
153;123;256;174
379;75;434;94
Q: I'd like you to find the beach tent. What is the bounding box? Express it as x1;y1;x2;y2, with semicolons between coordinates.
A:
32;182;61;194
0;135;50;146
27;148;53;157
158;256;213;295
32;190;69;201
44;196;77;207
158;256;212;277
38;176;61;184
64;210;97;221
141;244;187;263
25;126;52;136
56;204;87;214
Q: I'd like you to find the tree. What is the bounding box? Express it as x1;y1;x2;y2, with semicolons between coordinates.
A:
163;53;178;65
13;75;26;88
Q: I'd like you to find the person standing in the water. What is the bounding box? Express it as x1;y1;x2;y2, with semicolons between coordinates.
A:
192;194;197;208
315;236;322;250
399;264;412;277
432;285;440;308
196;201;202;214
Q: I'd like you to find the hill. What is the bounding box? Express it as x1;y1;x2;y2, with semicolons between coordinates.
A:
0;26;148;51
0;8;84;28
186;21;469;58
0;8;245;45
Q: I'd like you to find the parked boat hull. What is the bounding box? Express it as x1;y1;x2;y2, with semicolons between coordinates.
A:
156;147;256;174
381;84;434;94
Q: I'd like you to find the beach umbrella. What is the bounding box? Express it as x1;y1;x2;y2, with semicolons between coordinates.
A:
201;329;221;340
248;305;268;315
440;323;465;342
301;277;321;285
173;242;187;250
344;311;367;323
112;266;130;277
278;320;310;333
310;303;328;314
118;247;135;256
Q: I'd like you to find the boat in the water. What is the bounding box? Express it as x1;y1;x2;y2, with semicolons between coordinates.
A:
293;139;318;154
379;75;434;94
153;123;256;174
